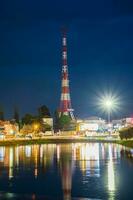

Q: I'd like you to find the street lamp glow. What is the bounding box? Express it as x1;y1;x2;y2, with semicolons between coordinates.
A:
104;99;114;110
99;94;119;112
34;124;39;130
103;97;115;123
105;100;112;107
96;91;121;123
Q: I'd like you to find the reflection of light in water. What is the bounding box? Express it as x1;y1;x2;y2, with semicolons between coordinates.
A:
73;147;76;161
101;144;105;159
80;143;99;161
6;193;16;198
32;193;36;200
62;161;72;200
9;147;13;179
0;147;5;162
57;145;60;160
34;145;38;179
34;168;38;178
16;146;19;167
40;145;43;165
25;146;31;158
114;146;117;158
79;144;100;176
59;145;72;200
131;149;133;155
72;143;81;161
40;145;43;158
108;145;115;196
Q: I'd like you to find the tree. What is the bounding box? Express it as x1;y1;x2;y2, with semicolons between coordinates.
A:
0;111;4;121
22;114;34;125
0;105;4;121
54;111;76;131
119;127;133;140
14;107;19;123
54;110;60;132
58;115;71;131
38;105;51;118
44;123;52;131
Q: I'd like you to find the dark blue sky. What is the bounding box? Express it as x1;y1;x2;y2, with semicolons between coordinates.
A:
0;0;133;119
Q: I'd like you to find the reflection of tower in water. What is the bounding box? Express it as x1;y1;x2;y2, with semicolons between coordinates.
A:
58;144;73;200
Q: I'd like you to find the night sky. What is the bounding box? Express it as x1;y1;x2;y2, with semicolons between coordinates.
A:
1;0;133;119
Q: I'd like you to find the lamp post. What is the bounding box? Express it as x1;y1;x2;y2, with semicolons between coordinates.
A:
103;98;115;136
98;92;120;136
104;99;113;124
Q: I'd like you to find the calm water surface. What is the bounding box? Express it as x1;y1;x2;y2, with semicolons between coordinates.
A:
0;143;132;200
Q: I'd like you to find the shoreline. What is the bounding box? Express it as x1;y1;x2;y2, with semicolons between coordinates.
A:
117;140;133;149
0;136;118;146
0;136;132;148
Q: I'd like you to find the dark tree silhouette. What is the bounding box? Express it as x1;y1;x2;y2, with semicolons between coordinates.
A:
38;105;51;118
22;114;34;125
14;107;19;123
0;111;4;121
54;110;60;132
0;106;4;121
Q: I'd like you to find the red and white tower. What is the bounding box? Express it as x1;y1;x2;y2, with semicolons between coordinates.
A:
59;30;74;120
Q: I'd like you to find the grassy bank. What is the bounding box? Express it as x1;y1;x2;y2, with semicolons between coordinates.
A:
117;140;133;148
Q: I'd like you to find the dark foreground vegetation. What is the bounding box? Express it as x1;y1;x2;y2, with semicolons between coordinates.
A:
118;127;133;148
119;127;133;140
118;140;133;148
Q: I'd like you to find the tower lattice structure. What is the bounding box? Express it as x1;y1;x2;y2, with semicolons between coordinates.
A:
59;30;74;120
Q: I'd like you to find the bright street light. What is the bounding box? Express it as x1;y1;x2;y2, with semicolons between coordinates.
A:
103;98;115;123
97;92;120;124
104;99;113;109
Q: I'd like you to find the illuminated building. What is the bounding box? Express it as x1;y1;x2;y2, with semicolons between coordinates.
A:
0;120;18;135
42;118;53;133
76;117;106;134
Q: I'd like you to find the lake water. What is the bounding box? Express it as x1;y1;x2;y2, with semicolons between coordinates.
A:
0;143;132;200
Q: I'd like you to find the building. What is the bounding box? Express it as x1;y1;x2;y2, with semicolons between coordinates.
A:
42;118;53;128
76;117;106;135
0;120;19;136
112;118;133;130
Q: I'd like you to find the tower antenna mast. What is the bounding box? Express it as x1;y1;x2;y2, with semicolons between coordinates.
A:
59;29;74;120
